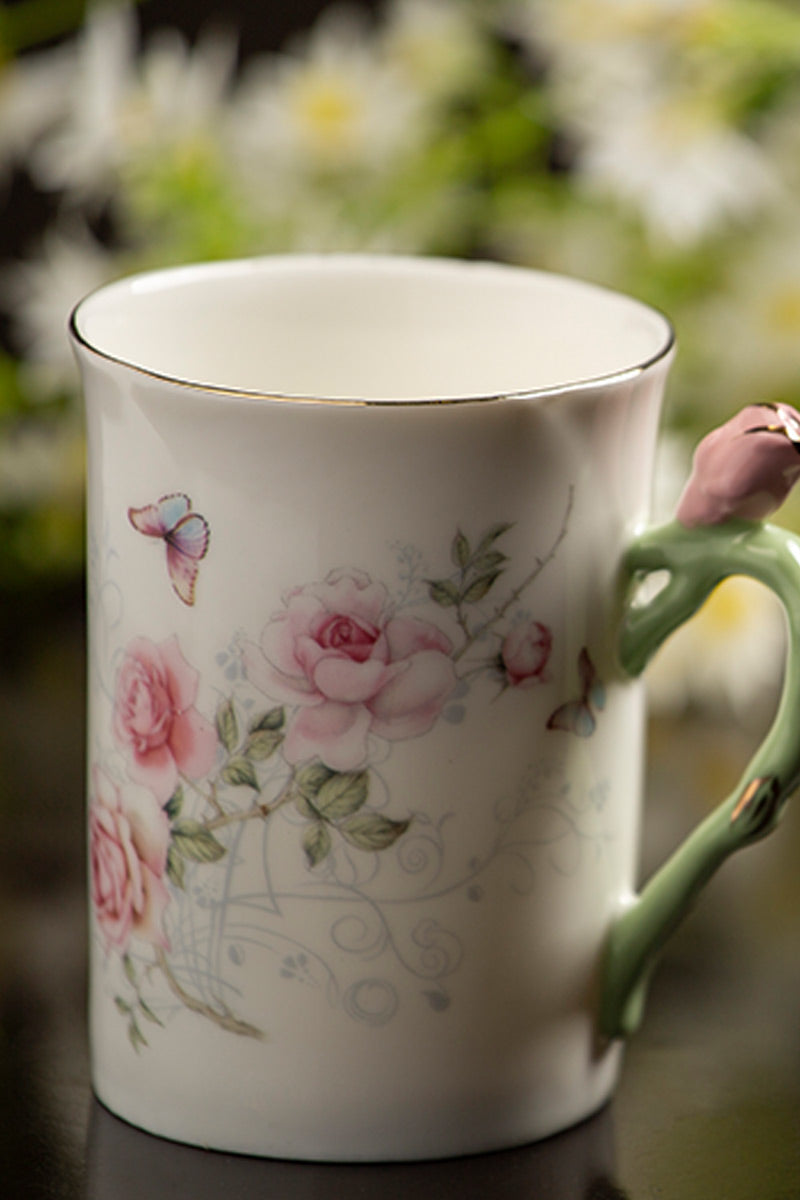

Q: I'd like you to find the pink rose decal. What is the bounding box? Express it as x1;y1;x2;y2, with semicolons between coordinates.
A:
677;402;800;527
242;568;457;770
113;635;217;803
501;620;552;687
90;767;171;954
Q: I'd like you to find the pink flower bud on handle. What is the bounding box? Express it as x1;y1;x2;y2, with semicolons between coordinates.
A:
676;403;800;528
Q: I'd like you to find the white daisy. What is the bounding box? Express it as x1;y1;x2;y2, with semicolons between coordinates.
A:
28;2;137;199
508;0;779;245
0;41;77;175
134;25;237;150
511;0;719;65
575;83;778;246
30;4;237;201
382;0;491;102
230;7;421;181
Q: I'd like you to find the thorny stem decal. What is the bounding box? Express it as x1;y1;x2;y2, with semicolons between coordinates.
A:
154;947;264;1040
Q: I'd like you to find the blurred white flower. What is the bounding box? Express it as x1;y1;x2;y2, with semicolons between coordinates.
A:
533;0;710;40
575;85;777;245
29;4;237;201
382;0;491;101
0;42;77;174
133;25;237;148
698;213;800;409
509;0;714;91
2;223;114;394
231;7;421;181
644;575;785;723
27;2;137;199
510;0;779;245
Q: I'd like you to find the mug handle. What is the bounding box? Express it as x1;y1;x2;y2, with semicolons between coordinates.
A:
600;425;800;1040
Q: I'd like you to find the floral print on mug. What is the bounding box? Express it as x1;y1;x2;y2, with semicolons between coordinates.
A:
90;490;605;1051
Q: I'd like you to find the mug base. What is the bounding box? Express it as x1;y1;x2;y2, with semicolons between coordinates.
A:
91;1055;622;1162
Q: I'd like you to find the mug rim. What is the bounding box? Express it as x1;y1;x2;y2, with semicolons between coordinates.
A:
69;253;676;407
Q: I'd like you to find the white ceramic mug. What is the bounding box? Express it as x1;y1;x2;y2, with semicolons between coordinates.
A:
71;255;800;1161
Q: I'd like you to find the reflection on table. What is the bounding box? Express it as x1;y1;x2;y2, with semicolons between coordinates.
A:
86;1098;620;1200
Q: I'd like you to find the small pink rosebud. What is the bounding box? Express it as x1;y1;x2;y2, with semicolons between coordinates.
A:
501;620;552;687
676;402;800;527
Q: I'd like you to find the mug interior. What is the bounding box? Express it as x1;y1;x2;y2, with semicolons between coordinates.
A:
71;255;673;403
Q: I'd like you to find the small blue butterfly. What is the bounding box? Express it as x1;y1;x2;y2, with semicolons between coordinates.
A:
546;647;605;738
128;492;210;606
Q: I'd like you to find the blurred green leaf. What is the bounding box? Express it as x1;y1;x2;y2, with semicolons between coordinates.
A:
428;579;460;607
302;821;332;868
315;771;369;820
171;819;226;864
340;813;410;852
216;698;239;754
220;756;259;790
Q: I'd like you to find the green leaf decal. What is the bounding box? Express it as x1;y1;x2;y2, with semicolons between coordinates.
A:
340;813;410;852
462;572;501;604
452;530;471;569
303;822;332;868
128;1020;148;1053
221;756;259;789
427;579;460;607
244;729;283;761
138;998;164;1027
172;819;227;864
164;785;184;822
122;954;137;987
471;549;507;576
216;698;239;753
293;791;318;820
166;843;186;889
315;771;369;820
295;760;337;799
476;522;513;555
250;707;285;732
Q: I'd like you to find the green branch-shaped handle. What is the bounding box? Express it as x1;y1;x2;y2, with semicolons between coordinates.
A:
600;518;800;1039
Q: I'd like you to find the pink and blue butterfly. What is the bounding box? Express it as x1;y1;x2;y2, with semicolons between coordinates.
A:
128;493;209;607
546;647;605;738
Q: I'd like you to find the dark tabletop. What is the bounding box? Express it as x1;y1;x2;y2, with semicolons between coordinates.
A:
2;590;800;1199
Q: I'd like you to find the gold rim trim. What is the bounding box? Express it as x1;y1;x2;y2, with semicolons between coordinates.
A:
68;267;676;409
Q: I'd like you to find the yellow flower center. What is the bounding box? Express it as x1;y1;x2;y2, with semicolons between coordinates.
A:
766;287;800;335
290;74;361;155
702;579;758;639
649;86;721;147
